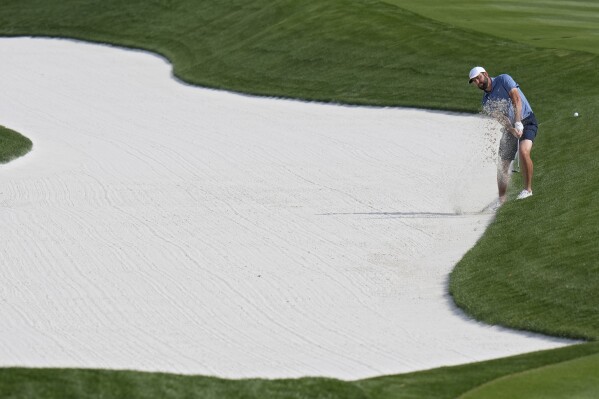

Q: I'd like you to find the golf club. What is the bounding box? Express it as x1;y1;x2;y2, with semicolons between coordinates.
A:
512;140;520;173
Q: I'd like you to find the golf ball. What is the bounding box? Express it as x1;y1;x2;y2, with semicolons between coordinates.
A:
574;112;579;117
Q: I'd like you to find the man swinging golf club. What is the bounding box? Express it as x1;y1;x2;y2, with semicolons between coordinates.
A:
469;66;538;204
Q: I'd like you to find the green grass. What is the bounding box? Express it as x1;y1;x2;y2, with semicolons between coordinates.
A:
1;0;598;397
3;343;599;398
358;343;599;399
0;125;32;164
383;0;599;55
0;0;574;111
459;352;599;399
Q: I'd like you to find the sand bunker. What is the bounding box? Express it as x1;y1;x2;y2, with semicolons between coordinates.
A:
0;38;572;379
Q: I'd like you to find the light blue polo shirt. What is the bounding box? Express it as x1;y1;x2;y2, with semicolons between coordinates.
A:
482;74;533;123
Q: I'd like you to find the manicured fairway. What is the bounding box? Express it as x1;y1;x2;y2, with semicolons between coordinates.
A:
384;0;599;55
1;0;598;397
460;353;599;399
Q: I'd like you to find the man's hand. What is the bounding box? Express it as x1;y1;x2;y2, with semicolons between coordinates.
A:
514;121;523;131
513;121;524;138
508;126;522;138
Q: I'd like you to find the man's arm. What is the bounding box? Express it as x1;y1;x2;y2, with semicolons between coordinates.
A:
509;87;523;137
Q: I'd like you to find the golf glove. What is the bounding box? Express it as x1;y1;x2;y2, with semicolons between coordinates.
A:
514;121;524;132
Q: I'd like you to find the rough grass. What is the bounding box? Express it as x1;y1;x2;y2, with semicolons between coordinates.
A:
0;0;574;111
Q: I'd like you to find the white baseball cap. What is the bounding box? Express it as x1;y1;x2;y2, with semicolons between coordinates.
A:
468;66;486;83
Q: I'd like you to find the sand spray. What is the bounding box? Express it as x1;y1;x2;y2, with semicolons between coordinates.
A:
449;99;515;214
481;99;517;190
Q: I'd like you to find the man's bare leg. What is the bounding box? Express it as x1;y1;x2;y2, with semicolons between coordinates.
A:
519;139;534;192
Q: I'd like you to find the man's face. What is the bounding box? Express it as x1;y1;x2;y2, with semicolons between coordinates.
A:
471;73;489;91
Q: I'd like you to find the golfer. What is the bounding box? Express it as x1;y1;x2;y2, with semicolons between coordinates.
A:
469;66;537;203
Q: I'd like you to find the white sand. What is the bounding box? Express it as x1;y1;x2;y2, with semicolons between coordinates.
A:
0;38;572;380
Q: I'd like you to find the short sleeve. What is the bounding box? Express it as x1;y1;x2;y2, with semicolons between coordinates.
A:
500;74;518;91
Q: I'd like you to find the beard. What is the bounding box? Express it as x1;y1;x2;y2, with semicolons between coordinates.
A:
478;76;490;91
